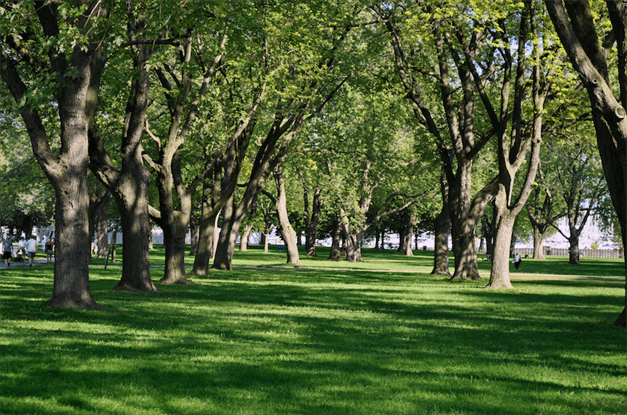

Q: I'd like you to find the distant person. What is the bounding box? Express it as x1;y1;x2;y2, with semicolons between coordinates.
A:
514;253;521;270
45;238;53;263
18;235;26;256
3;235;13;267
26;235;38;266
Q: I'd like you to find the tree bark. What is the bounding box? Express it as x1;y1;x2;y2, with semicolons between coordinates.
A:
329;216;342;260
546;0;627;327
272;165;300;264
432;177;451;275
240;223;254;252
1;1;107;309
189;213;199;256
304;187;322;257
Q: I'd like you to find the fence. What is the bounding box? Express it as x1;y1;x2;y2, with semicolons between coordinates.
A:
512;247;624;259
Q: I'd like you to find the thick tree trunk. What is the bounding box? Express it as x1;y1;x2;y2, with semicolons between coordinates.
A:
112;174;156;292
450;228;481;281
273;167;300;264
449;165;493;281
568;236;580;265
329;217;342;260
344;231;363;262
213;216;242;270
546;0;626;327
159;213;189;284
191;206;220;275
49;170;100;309
532;228;549;260
485;211;515;289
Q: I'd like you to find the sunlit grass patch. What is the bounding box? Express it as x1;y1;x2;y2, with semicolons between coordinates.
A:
1;250;625;414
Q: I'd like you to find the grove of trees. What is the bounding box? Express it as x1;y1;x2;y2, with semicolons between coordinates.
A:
1;0;624;326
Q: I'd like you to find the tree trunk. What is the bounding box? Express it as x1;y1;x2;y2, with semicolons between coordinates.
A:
431;199;451;275
344;231;363;262
49;168;100;309
159;212;189;284
89;192;110;259
111;174;156;292
532;228;549;260
449;165;494;281
485;210;515;289
304;188;322;257
329;217;342;260
240;223;254;251
191;207;220;275
568;236;580;265
546;0;626;327
189;213;199;256
272;166;300;264
509;232;517;259
110;228;117;263
1;1;105;309
148;227;154;251
403;216;414;257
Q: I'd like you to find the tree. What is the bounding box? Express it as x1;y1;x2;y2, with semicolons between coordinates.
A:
377;2;502;281
546;0;627;326
1;0;109;309
211;0;355;270
551;144;607;265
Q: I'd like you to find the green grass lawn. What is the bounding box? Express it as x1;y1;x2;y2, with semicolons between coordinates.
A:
1;246;625;414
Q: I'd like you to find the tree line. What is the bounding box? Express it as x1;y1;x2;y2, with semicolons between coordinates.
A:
1;0;624;326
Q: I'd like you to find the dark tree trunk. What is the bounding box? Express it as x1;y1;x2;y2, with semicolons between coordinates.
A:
191;205;220;275
50;165;100;309
111;173;155;292
191;165;224;276
304;187;322;257
189;213;199;256
546;0;627;327
89;190;111;259
432;180;451;275
329;217;342;260
110;228;117;263
568;235;581;265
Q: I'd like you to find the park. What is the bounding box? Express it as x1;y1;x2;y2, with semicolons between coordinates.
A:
1;0;627;414
0;246;625;414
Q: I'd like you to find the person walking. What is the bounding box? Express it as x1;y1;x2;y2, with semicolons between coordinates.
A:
18;235;26;256
26;234;38;266
514;252;522;270
3;235;13;267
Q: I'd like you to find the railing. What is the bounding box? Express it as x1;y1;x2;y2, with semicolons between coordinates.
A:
511;247;624;259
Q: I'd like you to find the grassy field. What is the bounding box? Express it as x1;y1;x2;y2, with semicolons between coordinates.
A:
1;246;625;414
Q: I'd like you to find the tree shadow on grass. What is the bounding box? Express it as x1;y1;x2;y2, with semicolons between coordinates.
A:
2;268;625;414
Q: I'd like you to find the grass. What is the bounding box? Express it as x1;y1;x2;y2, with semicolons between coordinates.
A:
1;246;625;414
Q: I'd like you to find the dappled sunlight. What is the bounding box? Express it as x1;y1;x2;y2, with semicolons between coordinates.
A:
1;260;625;414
